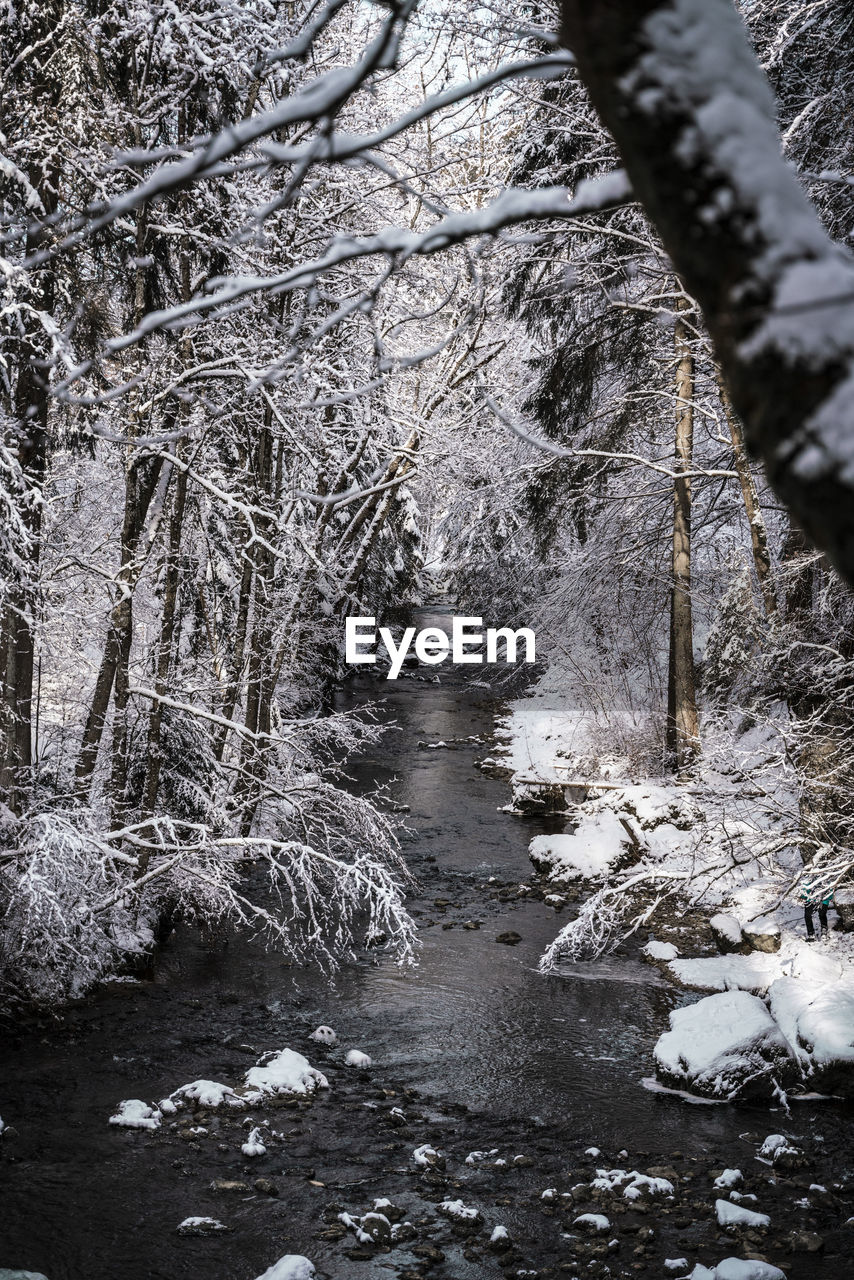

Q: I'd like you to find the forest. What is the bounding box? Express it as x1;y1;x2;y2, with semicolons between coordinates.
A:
2;3;854;1279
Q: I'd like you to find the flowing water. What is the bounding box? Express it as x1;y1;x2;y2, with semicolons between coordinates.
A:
0;607;848;1279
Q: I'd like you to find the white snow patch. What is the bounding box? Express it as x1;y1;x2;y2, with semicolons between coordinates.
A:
244;1049;328;1098
573;1212;610;1233
344;1049;372;1068
438;1199;480;1221
176;1216;229;1235
713;1168;743;1190
108;1099;161;1130
170;1080;245;1110
529;813;631;881
242;1126;267;1157
465;1148;498;1164
711;1260;785;1280
413;1143;444;1168
252;1256;315;1280
715;1198;770;1229
643;940;680;961
591;1168;673;1201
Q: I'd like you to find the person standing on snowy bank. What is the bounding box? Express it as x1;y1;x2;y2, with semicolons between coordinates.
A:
800;881;836;941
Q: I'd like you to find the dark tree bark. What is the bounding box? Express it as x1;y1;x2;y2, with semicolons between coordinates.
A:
666;299;699;772
559;0;854;587
0;142;59;811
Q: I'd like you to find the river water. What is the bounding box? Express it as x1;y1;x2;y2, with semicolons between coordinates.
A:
0;607;848;1278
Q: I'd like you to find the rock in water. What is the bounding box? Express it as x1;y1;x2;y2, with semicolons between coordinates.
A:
344;1049;372;1068
244;1048;328;1098
252;1257;315;1280
176;1217;230;1236
495;931;522;945
412;1143;445;1169
309;1026;337;1045
654;989;795;1099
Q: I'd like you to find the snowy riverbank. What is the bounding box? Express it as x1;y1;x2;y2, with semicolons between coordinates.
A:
498;674;854;1103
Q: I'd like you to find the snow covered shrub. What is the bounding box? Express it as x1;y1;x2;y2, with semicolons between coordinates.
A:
0;706;416;1009
0;808;148;1007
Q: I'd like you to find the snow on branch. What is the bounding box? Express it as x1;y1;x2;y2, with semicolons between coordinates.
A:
104;174;631;354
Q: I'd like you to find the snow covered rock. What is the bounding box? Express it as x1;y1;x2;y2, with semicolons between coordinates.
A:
309;1025;337;1046
252;1257;315;1280
528;812;635;881
708;1259;784;1279
833;887;854;931
244;1049;329;1099
757;1133;802;1168
344;1049;372;1068
643;939;680;961
790;947;843;984
769;977;854;1095
715;1198;769;1229
713;1169;743;1190
358;1212;392;1243
573;1212;611;1233
0;1272;51;1279
591;1168;673;1201
465;1148;498;1164
710;914;746;954
170;1080;245;1110
653;990;795;1100
108;1099;161;1130
742;919;781;953
176;1216;230;1236
413;1143;445;1169
438;1199;482;1231
488;1224;511;1251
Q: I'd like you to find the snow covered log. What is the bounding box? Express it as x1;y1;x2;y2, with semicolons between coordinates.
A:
559;0;854;585
653;989;795;1099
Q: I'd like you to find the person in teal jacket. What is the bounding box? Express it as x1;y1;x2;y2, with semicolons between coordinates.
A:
800;881;835;940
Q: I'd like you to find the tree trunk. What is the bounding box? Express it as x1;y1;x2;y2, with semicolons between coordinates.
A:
75;452;167;792
717;373;778;618
666;299;699;772
234;409;277;833
141;453;188;821
0;189;57;811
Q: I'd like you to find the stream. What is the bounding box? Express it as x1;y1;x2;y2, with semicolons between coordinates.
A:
0;606;851;1279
